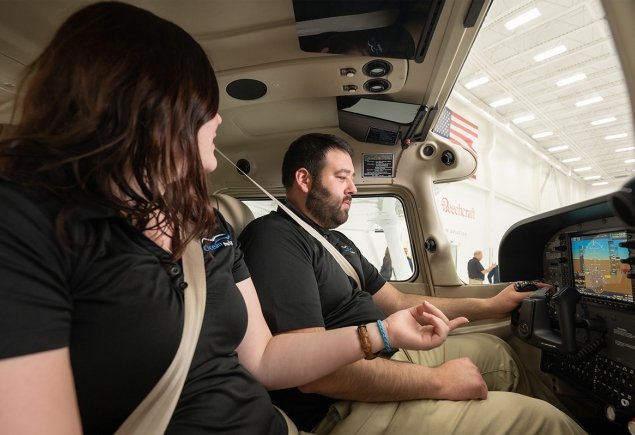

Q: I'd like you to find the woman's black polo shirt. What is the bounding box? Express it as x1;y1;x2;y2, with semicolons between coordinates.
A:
0;181;285;434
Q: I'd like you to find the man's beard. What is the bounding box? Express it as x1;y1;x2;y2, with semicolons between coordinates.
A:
306;179;351;229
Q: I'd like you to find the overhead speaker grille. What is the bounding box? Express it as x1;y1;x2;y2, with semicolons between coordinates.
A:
226;79;267;100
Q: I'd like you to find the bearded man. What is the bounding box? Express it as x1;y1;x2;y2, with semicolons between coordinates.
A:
238;133;583;435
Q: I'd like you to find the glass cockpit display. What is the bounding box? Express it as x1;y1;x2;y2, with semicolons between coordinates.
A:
570;230;633;303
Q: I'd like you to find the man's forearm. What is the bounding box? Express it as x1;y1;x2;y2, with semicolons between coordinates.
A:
374;283;501;322
298;357;441;401
396;291;492;321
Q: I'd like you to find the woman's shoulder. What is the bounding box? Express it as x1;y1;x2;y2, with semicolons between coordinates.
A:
202;209;243;254
0;181;59;225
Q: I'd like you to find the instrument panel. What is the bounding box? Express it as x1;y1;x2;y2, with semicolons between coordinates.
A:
499;186;635;430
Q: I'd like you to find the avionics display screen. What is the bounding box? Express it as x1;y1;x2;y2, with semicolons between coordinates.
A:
570;230;633;303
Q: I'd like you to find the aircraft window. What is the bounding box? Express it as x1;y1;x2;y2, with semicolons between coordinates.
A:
431;0;635;286
242;196;414;281
291;0;440;61
434;180;534;284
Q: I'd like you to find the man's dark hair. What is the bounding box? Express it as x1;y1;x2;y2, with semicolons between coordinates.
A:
281;133;354;188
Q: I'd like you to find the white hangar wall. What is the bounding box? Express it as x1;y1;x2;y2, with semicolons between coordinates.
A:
434;94;620;282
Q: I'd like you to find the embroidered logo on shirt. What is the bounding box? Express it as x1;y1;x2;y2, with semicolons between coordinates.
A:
201;234;233;253
338;243;356;255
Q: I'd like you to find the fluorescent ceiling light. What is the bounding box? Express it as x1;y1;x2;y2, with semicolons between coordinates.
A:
590;116;616;126
534;45;567;62
616;146;635;153
532;131;553;139
573;166;592;172
505;8;541;30
626;159;635;164
490;97;514;108
465;76;489;89
584;175;601;180
592;181;609;186
556;73;586;87
576;96;603;107
605;133;627;140
547;145;569;152
512;114;535;124
562;157;581;163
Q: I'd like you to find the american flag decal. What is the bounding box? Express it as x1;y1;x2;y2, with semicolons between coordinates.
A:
433;107;479;151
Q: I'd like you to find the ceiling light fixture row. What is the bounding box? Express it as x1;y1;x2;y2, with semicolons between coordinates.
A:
464;2;630;186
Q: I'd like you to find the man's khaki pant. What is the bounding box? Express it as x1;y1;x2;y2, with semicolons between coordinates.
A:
310;333;586;435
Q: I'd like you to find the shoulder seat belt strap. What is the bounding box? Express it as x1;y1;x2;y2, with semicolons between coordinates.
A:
115;239;206;434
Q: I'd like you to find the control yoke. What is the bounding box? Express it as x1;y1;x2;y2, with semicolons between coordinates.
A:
512;286;582;354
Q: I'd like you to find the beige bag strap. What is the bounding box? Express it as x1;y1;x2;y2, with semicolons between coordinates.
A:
115;239;206;435
216;148;362;289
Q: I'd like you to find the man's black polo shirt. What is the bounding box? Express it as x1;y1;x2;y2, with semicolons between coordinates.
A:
468;257;485;281
239;203;387;430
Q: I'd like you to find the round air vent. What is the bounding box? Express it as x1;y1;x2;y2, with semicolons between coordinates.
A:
419;143;437;160
424;238;437;253
363;79;391;93
236;159;251;175
441;150;455;166
226;79;267;101
363;59;392;77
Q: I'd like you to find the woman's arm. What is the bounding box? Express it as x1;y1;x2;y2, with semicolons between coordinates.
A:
0;347;82;434
235;277;467;390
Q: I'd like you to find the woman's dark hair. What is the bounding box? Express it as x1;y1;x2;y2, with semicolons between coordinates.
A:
0;1;219;258
281;133;354;189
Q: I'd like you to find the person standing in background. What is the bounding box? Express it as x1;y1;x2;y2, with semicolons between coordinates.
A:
488;264;501;284
379;247;393;279
468;250;497;284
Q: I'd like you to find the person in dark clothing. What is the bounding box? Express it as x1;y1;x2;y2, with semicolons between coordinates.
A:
488;264;501;284
239;133;584;434
0;4;464;434
380;247;393;279
468;250;497;284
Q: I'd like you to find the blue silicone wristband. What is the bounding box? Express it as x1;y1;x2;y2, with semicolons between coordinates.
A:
377;320;392;352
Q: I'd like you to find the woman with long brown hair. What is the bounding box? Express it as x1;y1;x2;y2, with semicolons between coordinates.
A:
0;2;466;433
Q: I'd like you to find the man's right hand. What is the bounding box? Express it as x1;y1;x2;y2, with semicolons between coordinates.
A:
428;357;488;400
384;301;469;351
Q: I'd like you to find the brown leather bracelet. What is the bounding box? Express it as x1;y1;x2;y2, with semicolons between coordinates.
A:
357;324;377;360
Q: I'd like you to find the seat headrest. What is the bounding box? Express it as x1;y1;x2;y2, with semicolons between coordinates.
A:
210;194;255;236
